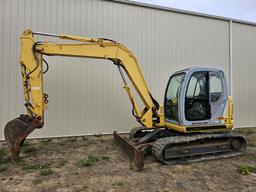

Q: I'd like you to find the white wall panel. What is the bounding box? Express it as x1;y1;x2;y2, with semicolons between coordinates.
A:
0;0;231;139
232;23;256;127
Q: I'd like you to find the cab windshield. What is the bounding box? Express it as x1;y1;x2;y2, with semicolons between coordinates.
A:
164;73;185;122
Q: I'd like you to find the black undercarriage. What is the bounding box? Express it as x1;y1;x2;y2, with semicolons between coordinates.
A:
113;127;246;170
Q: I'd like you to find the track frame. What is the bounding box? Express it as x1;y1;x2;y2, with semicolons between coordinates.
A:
113;128;246;170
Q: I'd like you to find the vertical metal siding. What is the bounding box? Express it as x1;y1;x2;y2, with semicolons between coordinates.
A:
0;0;230;139
232;23;256;127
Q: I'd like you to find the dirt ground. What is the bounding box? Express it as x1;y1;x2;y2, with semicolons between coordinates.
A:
0;128;256;192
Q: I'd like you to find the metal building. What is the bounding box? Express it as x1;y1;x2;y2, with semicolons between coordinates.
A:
0;0;255;139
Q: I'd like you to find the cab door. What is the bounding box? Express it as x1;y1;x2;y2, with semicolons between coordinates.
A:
209;71;228;123
184;71;211;121
182;69;228;126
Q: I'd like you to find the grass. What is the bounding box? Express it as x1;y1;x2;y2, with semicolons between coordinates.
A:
33;178;43;184
0;148;7;158
23;140;31;147
0;165;7;172
69;137;77;142
17;160;51;171
22;163;41;171
22;140;37;154
82;137;88;141
41;163;52;169
40;168;53;176
250;154;256;161
248;143;256;147
112;181;123;187
41;138;52;143
23;146;37;153
86;139;98;145
0;157;11;164
129;165;134;170
17;159;53;176
237;164;256;175
87;155;100;162
101;155;110;160
0;147;11;165
56;160;67;168
79;160;93;167
77;155;100;167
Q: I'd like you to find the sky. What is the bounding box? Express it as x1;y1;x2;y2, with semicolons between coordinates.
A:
134;0;256;23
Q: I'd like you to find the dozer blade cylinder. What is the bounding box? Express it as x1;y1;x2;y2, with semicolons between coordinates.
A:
4;115;41;160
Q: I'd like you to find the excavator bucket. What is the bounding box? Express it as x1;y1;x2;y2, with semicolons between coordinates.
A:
4;115;41;160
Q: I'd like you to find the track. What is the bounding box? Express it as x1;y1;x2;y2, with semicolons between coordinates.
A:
152;132;246;164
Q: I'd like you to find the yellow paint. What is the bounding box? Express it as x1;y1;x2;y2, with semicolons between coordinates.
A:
20;30;44;122
224;96;234;129
123;85;141;118
156;105;165;127
165;122;187;132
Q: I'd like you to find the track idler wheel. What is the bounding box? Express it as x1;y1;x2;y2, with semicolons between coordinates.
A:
4;115;42;160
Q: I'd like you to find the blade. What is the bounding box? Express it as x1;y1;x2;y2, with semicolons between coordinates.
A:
113;131;145;170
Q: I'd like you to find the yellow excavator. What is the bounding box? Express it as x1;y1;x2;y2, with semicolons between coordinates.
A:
4;29;246;170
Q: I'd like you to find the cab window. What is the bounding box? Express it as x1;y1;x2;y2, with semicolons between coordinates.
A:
210;74;222;102
164;73;185;122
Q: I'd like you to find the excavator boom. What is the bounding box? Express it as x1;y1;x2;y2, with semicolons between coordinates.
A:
4;29;163;160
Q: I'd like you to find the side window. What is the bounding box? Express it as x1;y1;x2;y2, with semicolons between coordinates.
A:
186;76;199;97
210;74;222;102
186;74;206;98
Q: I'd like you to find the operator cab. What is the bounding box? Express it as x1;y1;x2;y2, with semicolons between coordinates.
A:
164;67;228;130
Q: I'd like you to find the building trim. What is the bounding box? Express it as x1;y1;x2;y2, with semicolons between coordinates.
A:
229;20;233;96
